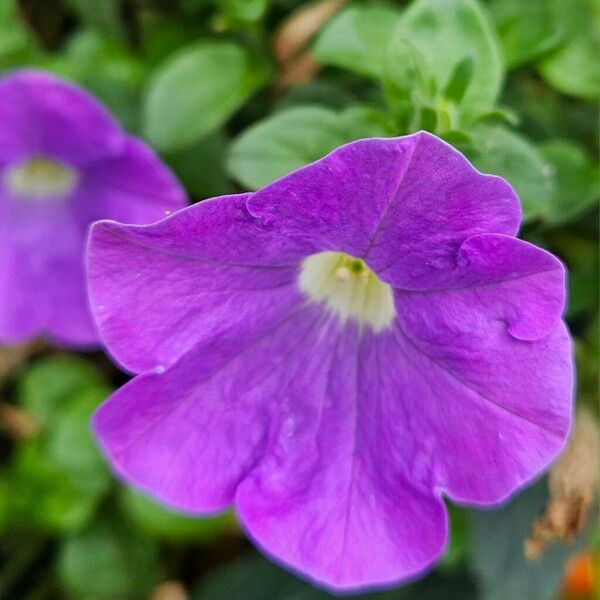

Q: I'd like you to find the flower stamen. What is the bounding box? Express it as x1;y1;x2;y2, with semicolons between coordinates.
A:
4;157;79;200
299;252;395;331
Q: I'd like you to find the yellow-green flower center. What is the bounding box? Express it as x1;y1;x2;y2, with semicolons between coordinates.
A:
5;157;79;200
299;252;395;332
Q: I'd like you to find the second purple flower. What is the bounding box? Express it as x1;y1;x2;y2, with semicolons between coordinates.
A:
0;70;186;347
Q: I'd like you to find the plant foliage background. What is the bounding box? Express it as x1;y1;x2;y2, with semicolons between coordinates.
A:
0;0;598;598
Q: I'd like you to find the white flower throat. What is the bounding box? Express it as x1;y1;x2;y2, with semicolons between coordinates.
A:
5;157;79;200
299;252;395;332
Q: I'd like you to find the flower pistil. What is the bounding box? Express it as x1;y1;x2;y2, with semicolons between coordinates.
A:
299;251;395;331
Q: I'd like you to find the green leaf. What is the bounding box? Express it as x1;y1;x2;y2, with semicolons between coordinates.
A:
441;505;470;569
41;30;146;131
419;106;438;132
469;124;555;221
469;106;519;128
537;0;600;100
538;140;599;224
0;474;8;535
45;387;111;493
120;487;237;542
502;71;598;144
227;104;392;189
276;78;357;111
66;0;127;42
576;314;599;396
469;478;586;600
9;445;101;532
440;129;473;153
9;358;111;532
569;265;600;318
0;0;19;23
143;41;271;152
313;4;402;79
382;38;431;126
490;0;563;68
0;532;47;598
397;0;504;112
0;0;35;69
340;105;394;139
192;553;313;600
58;518;161;598
193;552;478;599
549;232;599;318
539;36;600;100
591;520;600;555
223;0;269;23
140;16;204;67
17;355;103;427
165;130;233;199
443;57;475;104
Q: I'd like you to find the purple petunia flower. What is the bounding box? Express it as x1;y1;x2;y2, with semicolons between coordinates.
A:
0;70;186;347
87;132;573;592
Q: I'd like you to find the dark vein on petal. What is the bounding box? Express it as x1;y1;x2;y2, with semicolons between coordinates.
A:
363;136;420;260
393;320;562;438
395;267;559;296
102;225;300;270
337;330;362;577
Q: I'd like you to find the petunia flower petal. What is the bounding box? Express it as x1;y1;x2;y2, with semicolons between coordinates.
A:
393;235;572;502
92;303;330;511
0;70;124;166
78;137;186;224
389;320;572;504
0;198;96;345
236;323;448;591
86;195;303;373
93;307;449;591
394;233;567;341
247;131;521;288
